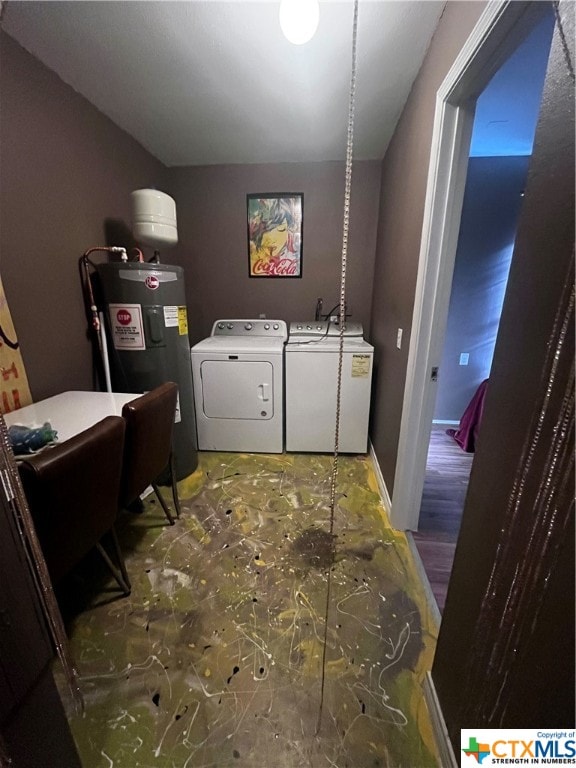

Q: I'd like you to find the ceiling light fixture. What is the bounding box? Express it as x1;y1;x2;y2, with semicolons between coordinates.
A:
279;0;320;45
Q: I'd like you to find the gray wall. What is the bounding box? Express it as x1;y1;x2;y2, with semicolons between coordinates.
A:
167;163;381;345
0;31;381;398
0;31;169;401
433;155;529;422
369;1;486;491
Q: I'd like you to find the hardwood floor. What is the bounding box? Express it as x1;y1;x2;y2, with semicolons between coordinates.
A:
412;426;474;613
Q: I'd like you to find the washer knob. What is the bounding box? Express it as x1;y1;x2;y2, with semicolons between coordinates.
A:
245;323;253;331
317;325;323;330
227;323;234;330
264;323;270;330
273;323;279;330
217;322;225;329
297;324;303;330
306;325;312;330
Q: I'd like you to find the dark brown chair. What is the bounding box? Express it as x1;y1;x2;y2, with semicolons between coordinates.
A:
18;415;130;595
119;382;181;526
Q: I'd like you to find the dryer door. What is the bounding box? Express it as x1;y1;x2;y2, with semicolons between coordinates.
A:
200;361;274;420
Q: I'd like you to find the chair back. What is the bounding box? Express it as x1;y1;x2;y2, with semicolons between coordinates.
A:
119;382;178;507
18;415;125;585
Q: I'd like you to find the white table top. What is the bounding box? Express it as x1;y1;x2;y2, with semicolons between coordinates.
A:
3;391;137;443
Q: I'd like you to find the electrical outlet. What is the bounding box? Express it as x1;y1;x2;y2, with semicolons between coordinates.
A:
396;328;403;349
459;352;469;366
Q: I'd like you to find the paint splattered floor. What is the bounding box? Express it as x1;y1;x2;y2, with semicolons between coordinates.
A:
59;452;440;767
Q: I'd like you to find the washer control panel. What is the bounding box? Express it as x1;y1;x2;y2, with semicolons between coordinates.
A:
289;321;363;338
211;319;288;339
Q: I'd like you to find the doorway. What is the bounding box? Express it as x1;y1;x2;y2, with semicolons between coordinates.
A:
413;9;554;611
389;1;558;594
412;8;555;612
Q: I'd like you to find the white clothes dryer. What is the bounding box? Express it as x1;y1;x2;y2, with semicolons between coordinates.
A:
285;321;373;453
191;319;287;453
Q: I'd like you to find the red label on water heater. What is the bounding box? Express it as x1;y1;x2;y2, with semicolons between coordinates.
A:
145;275;160;290
109;303;145;350
116;309;132;325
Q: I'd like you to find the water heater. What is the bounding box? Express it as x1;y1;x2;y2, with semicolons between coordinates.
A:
97;262;197;480
95;190;197;479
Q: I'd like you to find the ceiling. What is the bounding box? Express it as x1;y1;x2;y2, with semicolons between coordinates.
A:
1;0;445;167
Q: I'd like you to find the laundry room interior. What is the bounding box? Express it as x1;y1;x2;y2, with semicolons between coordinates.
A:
0;2;573;767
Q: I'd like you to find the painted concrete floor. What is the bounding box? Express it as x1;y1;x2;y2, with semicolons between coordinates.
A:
59;452;440;768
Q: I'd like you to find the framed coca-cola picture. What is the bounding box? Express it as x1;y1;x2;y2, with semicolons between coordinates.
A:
247;193;303;278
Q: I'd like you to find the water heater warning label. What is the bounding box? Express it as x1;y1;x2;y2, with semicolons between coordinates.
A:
178;307;188;336
163;306;188;336
351;354;371;378
163;306;179;327
109;303;145;350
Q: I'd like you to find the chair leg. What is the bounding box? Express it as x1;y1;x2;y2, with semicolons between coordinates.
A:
152;482;175;525
169;453;181;519
109;525;131;591
96;529;131;595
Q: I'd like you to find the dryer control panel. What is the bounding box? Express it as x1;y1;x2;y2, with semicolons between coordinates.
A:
211;319;287;339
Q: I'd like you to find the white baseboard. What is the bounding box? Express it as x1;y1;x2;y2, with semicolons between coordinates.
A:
368;440;392;514
405;532;442;630
423;672;458;768
370;443;443;627
432;419;459;426
370;443;452;765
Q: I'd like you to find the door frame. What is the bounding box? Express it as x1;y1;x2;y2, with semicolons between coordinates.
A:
389;0;548;530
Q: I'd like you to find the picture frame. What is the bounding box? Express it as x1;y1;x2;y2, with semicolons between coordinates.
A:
247;193;303;278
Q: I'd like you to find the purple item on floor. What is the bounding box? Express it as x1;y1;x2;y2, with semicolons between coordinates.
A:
446;378;489;453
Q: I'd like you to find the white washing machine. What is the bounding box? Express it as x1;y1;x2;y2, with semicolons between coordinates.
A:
285;321;374;453
191;319;287;453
